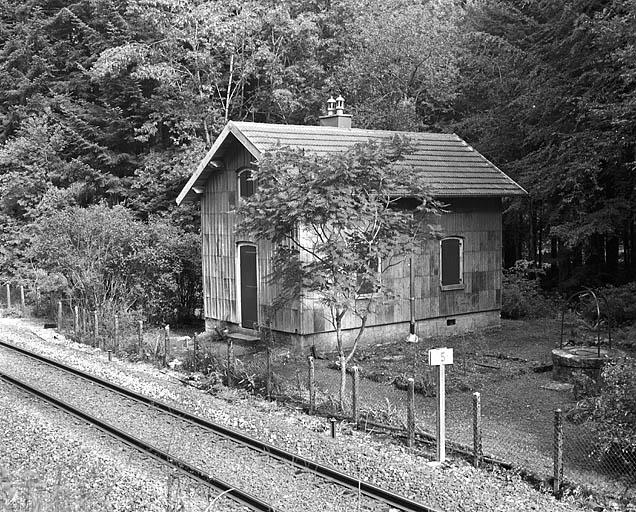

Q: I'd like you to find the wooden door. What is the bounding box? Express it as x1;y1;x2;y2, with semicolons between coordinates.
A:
239;244;258;329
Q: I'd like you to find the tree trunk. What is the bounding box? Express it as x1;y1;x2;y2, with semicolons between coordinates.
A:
606;235;619;278
339;352;346;414
335;314;346;413
588;233;605;270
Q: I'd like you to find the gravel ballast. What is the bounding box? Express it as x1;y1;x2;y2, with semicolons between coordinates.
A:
0;317;592;512
0;380;246;511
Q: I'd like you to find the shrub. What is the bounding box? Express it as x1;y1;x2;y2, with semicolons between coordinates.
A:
595;283;636;327
501;260;556;319
585;358;636;472
25;204;201;323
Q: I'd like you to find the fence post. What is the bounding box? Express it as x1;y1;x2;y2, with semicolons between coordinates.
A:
473;391;483;468
266;347;272;400
57;300;63;329
114;314;119;354
93;310;99;348
20;286;25;316
5;283;10;309
553;408;563;497
352;366;360;426
308;356;316;415
138;320;143;357
407;377;415;448
226;337;234;387
163;324;170;366
74;306;79;336
193;333;198;372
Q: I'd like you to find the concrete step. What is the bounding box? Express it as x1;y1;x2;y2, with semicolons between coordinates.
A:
228;332;260;343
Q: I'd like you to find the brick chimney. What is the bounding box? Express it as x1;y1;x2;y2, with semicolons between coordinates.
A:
319;95;352;129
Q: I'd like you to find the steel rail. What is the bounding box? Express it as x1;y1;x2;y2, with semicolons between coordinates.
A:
0;371;278;512
0;339;440;512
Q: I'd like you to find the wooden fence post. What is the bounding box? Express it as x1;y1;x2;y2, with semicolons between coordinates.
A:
553;408;563;497
57;300;63;329
163;324;170;366
20;286;25;316
473;391;483;468
308;356;316;415
74;306;79;336
93;310;99;347
137;320;143;357
352;366;360;426
407;377;415;448
5;283;10;309
193;333;198;372
114;314;119;354
226;337;234;387
266;347;272;400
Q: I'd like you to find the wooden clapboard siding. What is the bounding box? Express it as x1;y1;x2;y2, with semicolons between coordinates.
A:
200;136;505;337
299;197;503;334
201;138;301;333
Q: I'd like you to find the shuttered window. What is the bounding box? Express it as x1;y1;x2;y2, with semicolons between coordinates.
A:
440;237;463;288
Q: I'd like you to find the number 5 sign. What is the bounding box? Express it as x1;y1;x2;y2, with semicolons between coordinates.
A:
428;347;453;463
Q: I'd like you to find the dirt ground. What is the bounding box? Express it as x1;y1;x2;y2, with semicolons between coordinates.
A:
248;318;635;503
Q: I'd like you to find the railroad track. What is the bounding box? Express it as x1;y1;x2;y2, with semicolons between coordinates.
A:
0;339;440;512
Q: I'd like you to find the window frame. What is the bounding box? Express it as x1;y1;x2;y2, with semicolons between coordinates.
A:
356;256;381;297
237;167;255;199
439;236;464;291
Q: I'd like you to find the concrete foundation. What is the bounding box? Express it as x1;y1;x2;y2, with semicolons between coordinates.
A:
205;309;500;352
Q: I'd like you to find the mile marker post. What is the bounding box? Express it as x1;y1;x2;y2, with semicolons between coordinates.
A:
428;347;453;463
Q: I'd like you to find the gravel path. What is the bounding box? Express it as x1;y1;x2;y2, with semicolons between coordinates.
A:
0;317;590;512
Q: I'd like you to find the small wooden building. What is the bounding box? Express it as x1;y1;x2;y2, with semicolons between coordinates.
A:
177;106;527;349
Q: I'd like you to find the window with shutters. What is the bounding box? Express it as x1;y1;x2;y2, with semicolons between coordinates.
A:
440;237;464;290
237;168;255;198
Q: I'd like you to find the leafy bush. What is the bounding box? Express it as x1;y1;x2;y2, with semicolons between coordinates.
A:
585;358;636;472
595;283;636;327
24;204;201;323
501;260;556;319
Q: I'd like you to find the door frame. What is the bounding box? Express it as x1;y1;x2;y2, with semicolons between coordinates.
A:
235;242;258;330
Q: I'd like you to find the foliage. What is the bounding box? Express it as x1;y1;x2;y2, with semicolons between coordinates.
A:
25;204;201;322
456;0;636;276
331;0;463;130
584;358;636;473
238;136;442;409
595;283;636;327
501;260;556;319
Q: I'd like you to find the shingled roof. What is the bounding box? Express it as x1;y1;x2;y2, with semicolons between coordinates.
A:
176;121;527;205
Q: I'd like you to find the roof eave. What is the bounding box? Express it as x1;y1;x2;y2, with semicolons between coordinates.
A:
176;122;262;205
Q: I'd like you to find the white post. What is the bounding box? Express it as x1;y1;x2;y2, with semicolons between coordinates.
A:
437;364;446;462
428;347;454;463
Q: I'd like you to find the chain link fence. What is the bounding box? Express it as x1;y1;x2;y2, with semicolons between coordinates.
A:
2;288;633;503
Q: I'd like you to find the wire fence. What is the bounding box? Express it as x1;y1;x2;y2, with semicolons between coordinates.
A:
1;286;634;502
239;342;636;502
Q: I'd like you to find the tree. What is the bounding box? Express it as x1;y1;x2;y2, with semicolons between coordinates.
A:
25;204;201;322
455;0;636;285
329;0;463;130
238;137;442;410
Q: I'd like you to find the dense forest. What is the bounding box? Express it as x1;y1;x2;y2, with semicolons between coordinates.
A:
0;0;634;321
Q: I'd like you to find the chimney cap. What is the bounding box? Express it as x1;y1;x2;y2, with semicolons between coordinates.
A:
335;95;345;114
327;96;336;115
